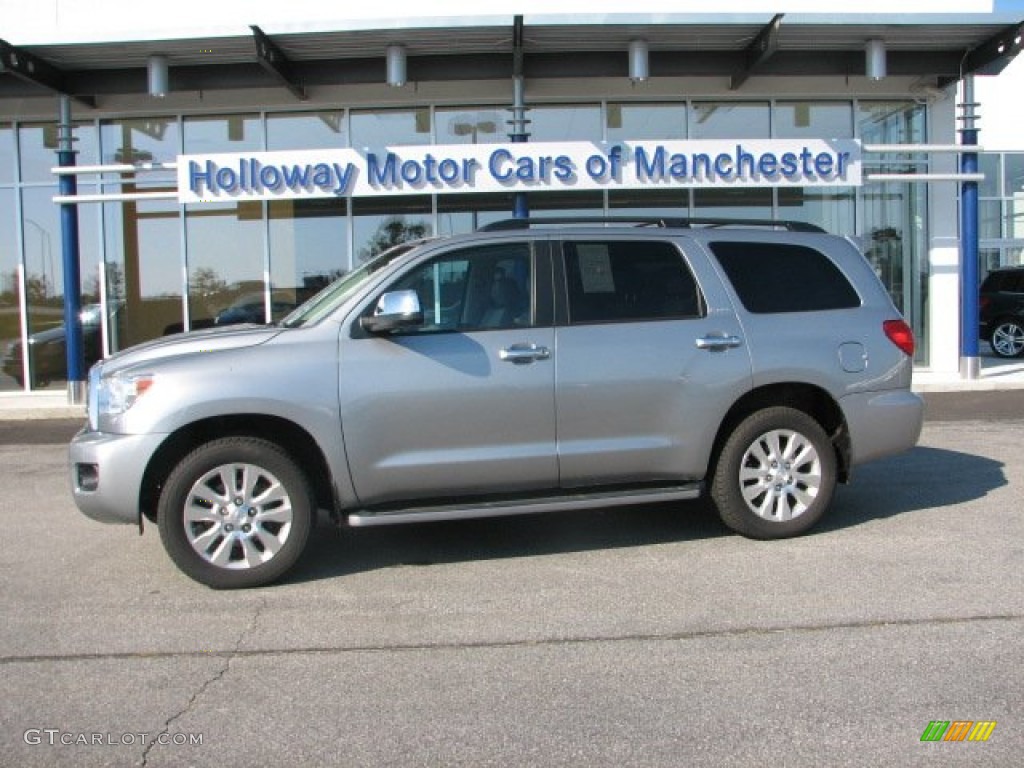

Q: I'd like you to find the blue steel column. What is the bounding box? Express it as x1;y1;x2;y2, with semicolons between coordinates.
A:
509;16;529;219
57;95;86;403
959;75;980;380
510;75;529;219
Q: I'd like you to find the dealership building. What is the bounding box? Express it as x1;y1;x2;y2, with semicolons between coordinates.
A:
1;2;1023;393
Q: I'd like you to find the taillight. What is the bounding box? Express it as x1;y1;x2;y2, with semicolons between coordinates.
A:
883;319;915;357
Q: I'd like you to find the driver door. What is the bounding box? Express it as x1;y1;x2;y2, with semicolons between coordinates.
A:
338;241;558;507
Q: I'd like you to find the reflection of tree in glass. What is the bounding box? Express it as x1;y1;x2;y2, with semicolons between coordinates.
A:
358;217;428;263
189;266;227;297
25;275;50;303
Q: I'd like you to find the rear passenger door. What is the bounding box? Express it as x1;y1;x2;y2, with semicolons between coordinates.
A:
553;237;752;487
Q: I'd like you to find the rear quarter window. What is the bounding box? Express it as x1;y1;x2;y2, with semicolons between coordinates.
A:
709;241;860;313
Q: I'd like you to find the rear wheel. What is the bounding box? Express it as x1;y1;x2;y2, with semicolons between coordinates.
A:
989;319;1024;358
157;437;314;589
711;407;836;539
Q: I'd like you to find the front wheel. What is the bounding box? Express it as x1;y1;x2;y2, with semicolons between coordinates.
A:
989;320;1024;358
711;407;836;540
157;437;314;589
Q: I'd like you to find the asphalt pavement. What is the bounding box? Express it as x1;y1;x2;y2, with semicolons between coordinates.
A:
0;392;1021;767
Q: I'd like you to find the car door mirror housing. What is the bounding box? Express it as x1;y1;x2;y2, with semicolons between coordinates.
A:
360;289;424;333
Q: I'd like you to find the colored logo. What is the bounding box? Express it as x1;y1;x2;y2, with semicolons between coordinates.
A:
920;721;997;742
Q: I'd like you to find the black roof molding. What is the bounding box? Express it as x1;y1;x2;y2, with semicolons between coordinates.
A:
250;25;307;101
0;37;94;107
963;20;1024;76
730;14;784;91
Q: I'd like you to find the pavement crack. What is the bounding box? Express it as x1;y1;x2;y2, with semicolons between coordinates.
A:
4;612;1021;671
139;597;266;767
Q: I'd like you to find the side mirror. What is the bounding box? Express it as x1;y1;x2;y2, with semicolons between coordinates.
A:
360;289;424;334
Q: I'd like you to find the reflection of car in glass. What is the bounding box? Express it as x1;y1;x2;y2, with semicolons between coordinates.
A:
214;293;297;326
980;266;1024;358
2;304;105;387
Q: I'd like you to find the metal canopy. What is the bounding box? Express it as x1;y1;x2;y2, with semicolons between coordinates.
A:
1;16;1022;103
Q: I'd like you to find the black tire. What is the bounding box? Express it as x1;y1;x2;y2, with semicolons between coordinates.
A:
157;437;314;589
988;319;1024;358
711;407;836;540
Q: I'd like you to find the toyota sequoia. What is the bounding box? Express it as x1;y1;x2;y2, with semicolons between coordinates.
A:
69;218;924;588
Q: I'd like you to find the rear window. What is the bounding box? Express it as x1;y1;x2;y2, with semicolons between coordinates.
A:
982;270;1024;293
709;241;860;313
563;240;703;324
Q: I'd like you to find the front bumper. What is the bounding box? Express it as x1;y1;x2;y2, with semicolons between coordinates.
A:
69;429;169;525
841;388;924;467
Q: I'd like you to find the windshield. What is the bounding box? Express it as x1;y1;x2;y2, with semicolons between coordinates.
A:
279;241;426;328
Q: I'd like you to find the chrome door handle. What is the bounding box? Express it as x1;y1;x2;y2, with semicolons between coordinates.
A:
500;343;551;364
695;334;742;350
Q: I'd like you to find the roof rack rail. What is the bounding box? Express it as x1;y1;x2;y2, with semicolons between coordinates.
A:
478;216;826;234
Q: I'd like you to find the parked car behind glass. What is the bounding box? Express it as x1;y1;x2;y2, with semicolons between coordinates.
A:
979;266;1024;358
2;303;105;388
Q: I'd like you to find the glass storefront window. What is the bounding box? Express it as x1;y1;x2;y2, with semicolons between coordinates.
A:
979;153;1001;198
353;196;432;265
691;102;769;139
525;191;604;220
606;103;686;142
775;102;853;139
0;187;20;390
184;114;262;153
185;202;266;330
100;117;180;184
608;189;687;220
1004;154;1024;240
861;179;929;360
529;106;602;141
436;108;505;145
267;111;346;150
269;198;349;316
21;186;100;389
18;122;98;182
979;247;1002;277
778;187;855;236
858;101;925;144
980;201;1003;240
1003;153;1024;197
857;101;928;364
103;194;182;348
693;188;772;219
437;193;516;236
351;109;430;148
0;123;14;183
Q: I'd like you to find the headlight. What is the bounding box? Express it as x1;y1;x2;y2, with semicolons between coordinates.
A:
90;369;154;430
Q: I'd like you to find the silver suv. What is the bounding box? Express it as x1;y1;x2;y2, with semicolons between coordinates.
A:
69;218;924;588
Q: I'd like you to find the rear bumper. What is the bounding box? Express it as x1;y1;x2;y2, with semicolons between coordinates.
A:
841;389;924;467
69;429;168;525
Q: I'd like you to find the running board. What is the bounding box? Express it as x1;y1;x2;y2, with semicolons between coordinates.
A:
346;484;702;528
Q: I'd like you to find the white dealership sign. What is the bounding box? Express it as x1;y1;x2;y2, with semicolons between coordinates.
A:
177;139;862;204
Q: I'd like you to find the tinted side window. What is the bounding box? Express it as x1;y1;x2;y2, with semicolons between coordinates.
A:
710;241;860;313
564;240;703;324
982;271;1015;292
386;243;532;333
